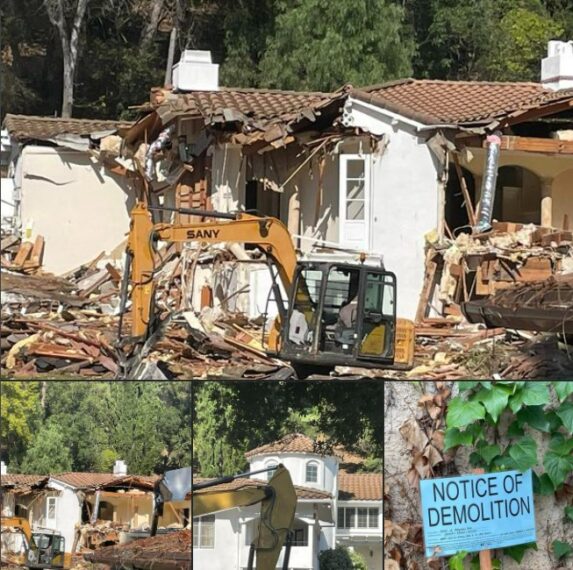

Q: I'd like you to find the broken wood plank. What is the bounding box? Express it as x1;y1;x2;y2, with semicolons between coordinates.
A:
1;235;20;251
29;235;45;266
415;251;439;324
452;153;476;227
12;241;34;267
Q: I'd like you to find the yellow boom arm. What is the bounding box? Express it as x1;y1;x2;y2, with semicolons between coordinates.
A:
127;202;298;351
193;465;297;570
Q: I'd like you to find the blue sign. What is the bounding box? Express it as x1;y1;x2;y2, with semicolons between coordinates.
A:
419;470;536;558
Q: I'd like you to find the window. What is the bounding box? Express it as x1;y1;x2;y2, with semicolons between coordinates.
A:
338;507;380;529
265;462;278;481
339;154;371;249
193;515;215;548
46;497;57;526
291;520;309;547
305;461;318;483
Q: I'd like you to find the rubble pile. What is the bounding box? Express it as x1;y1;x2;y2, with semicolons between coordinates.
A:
83;529;191;570
1;235;45;275
419;221;572;320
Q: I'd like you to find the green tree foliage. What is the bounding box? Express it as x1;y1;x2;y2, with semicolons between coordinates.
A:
259;0;413;91
0;382;41;466
21;421;73;474
318;545;367;570
1;382;190;476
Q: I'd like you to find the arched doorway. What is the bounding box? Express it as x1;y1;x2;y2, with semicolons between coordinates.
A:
493;166;541;224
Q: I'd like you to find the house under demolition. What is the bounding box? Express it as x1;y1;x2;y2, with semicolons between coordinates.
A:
0;461;190;557
0;42;571;379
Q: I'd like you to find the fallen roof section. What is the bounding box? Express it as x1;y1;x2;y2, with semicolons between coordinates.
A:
84;529;191;570
462;274;573;333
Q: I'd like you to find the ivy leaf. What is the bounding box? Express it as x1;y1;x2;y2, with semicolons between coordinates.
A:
556;401;573;434
553;540;573;560
448;551;468;570
477;443;502;464
505;542;537;563
458;381;480;392
444;427;473;450
549;436;573;455
475;386;510;423
507;420;525;438
508;436;537;471
555;382;573;402
565;506;573;522
516;406;559;433
533;472;556;495
447;398;485;429
509;382;550;413
544;450;573;488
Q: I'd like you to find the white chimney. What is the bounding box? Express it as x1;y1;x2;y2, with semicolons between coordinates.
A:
1;461;6;475
173;50;219;92
541;40;573;90
113;460;127;476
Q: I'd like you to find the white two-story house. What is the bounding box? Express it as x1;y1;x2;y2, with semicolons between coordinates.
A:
193;433;382;570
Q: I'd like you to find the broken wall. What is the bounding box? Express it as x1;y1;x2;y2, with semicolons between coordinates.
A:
18;145;134;275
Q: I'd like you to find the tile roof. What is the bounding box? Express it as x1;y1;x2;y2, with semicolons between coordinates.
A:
0;474;48;488
338;472;382;501
352;79;554;126
245;433;333;458
193;477;331;501
3;114;134;142
50;472;159;490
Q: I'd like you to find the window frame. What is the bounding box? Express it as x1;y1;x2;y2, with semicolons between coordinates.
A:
337;506;380;530
338;153;371;250
305;460;319;484
192;514;215;549
46;496;57;526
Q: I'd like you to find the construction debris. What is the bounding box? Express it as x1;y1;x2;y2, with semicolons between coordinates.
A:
83;529;191;570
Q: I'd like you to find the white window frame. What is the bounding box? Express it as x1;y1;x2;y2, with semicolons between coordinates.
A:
193;515;215;549
46;496;57;526
305;460;319;484
339;154;371;250
337;506;380;529
264;459;278;481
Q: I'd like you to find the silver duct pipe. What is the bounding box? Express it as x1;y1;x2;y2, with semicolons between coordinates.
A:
473;132;502;233
144;124;176;181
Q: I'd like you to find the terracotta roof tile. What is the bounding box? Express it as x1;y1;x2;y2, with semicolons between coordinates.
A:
50;472;158;490
193;477;331;500
3;114;134;142
245;433;330;458
353;79;552;125
338;473;382;501
0;474;48;488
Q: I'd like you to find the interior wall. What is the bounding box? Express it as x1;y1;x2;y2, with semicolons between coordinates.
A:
20;146;134;275
552;168;573;229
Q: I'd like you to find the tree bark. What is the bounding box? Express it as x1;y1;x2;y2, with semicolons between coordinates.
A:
44;0;89;118
140;0;166;53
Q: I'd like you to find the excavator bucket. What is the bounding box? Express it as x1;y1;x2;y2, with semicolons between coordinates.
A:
253;466;297;570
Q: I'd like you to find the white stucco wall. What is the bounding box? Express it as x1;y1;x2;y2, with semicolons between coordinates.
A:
18;145;134;275
345;98;441;319
210;144;246;213
44;480;82;553
248;452;339;496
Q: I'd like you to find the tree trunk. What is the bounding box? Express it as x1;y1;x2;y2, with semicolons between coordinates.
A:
61;50;74;118
140;0;165;52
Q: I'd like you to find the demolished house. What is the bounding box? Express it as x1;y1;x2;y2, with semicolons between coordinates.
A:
1;44;571;379
0;461;190;556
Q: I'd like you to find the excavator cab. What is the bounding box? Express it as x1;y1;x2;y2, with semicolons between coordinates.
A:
27;533;66;569
279;261;398;370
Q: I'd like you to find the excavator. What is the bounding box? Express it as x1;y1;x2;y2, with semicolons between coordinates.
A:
117;202;415;377
0;517;69;569
192;464;297;570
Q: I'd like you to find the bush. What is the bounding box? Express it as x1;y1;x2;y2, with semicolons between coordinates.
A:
319;546;368;570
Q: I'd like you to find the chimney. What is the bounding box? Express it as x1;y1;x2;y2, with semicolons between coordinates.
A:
1;461;6;475
541;40;573;91
172;50;219;92
113;460;127;476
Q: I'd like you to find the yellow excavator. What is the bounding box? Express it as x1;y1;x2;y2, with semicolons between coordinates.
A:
117;202;415;377
192;464;297;570
0;517;70;569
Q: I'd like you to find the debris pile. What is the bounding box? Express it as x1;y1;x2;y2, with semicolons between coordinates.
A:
418;221;572;321
83;529;191;570
1;235;45;274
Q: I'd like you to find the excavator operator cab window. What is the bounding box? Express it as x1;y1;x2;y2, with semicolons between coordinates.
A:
287;266;322;347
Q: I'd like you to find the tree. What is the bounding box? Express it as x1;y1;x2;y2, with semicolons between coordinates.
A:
318;546;367;570
21;422;73;474
259;0;413;91
43;0;89;117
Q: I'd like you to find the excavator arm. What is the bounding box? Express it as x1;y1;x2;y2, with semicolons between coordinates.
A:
1;517;33;542
124;202;298;352
192;465;297;570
